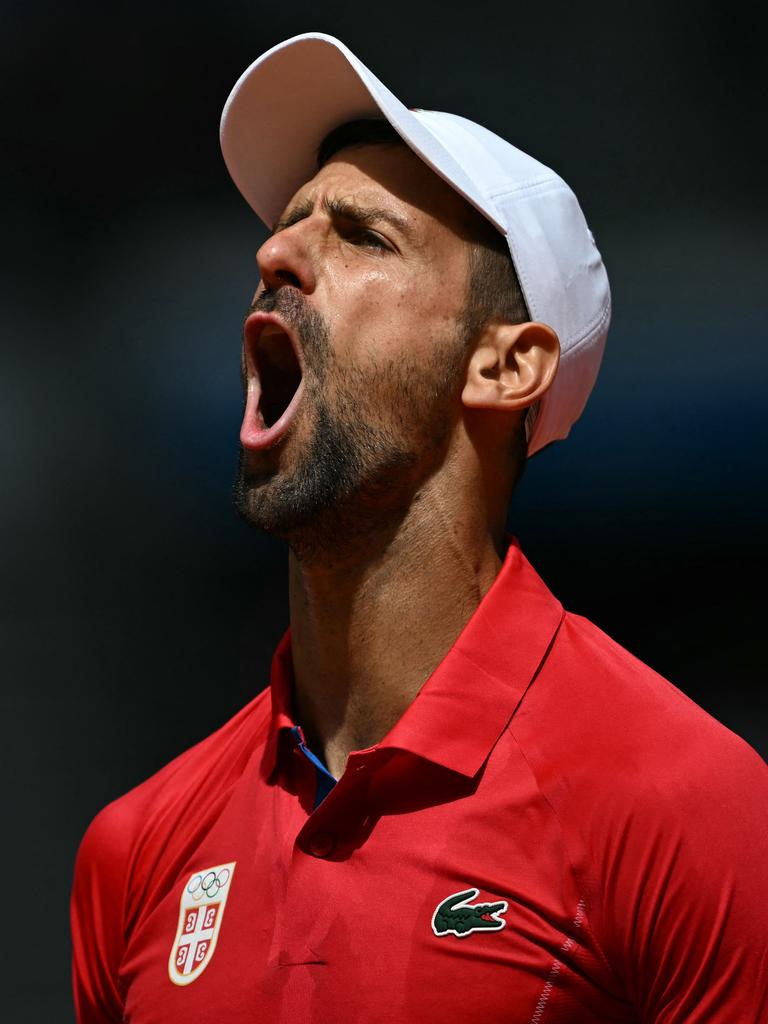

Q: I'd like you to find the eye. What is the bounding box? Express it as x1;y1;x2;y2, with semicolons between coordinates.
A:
342;225;391;252
359;230;389;250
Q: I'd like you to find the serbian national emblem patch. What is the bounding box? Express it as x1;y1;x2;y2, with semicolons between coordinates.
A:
168;862;236;986
431;887;508;938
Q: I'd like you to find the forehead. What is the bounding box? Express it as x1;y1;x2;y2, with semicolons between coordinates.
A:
279;143;485;252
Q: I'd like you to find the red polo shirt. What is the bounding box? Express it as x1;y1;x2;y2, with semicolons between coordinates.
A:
71;537;768;1023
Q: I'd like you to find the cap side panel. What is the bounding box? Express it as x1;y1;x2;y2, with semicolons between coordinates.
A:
415;109;557;201
526;300;611;456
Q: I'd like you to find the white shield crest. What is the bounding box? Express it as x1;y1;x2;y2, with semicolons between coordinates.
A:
168;862;236;986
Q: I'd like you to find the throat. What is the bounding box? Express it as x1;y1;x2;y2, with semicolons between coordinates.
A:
256;331;302;426
286;511;506;778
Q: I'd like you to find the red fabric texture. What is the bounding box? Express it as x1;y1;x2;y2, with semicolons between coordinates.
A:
71;537;768;1022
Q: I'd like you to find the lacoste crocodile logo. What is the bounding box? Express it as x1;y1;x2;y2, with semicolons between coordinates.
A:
431;887;509;938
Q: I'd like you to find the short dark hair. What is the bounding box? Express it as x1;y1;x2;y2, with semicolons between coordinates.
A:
317;118;531;487
316;118;405;168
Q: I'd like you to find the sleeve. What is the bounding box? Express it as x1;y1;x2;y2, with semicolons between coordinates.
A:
593;729;768;1023
70;799;137;1024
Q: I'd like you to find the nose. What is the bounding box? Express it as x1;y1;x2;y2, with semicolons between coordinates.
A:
256;222;317;294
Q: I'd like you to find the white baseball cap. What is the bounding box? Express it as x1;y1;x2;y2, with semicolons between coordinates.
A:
220;32;611;457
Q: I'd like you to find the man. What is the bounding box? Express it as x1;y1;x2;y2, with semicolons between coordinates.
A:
71;33;768;1023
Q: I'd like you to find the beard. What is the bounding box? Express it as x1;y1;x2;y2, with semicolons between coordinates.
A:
234;288;467;563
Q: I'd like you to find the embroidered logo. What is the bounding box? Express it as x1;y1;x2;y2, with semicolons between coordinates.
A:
168;862;236;986
431;887;508;938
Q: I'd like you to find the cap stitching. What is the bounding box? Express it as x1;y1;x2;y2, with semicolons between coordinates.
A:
488;178;564;202
502;230;534;322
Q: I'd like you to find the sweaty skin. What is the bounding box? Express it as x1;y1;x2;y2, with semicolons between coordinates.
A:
237;144;559;778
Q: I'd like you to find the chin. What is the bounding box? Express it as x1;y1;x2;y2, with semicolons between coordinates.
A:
234;468;287;535
233;459;318;539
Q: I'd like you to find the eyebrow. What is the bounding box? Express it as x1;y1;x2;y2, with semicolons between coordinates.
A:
272;194;413;241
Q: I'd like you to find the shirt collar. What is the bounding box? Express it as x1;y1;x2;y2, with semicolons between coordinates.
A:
261;534;564;781
261;630;297;780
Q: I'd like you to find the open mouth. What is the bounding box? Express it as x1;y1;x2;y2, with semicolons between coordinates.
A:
240;313;306;452
255;326;303;428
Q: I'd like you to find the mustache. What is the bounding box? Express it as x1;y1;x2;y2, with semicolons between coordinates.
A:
245;286;309;330
248;287;281;316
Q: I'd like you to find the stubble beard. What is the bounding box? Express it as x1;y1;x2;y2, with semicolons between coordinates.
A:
234;289;467;564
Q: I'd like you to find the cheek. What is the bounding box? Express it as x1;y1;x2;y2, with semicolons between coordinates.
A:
398;259;466;326
324;267;407;349
391;282;465;359
323;260;465;362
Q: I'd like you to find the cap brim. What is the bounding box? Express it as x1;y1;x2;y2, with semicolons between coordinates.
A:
219;32;505;234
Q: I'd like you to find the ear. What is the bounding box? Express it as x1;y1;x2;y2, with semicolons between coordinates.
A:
462;321;560;412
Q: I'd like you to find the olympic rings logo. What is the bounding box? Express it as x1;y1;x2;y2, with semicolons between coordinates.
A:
186;867;231;901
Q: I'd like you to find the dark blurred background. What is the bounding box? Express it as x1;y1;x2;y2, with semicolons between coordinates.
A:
2;1;766;1019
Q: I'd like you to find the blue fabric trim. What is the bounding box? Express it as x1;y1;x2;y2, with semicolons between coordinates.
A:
290;726;337;809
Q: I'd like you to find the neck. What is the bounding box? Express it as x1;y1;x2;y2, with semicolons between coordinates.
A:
288;470;508;778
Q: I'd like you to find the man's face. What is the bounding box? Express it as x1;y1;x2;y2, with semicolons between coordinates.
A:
234;143;479;558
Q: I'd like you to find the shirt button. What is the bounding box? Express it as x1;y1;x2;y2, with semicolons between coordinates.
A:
308;832;335;858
